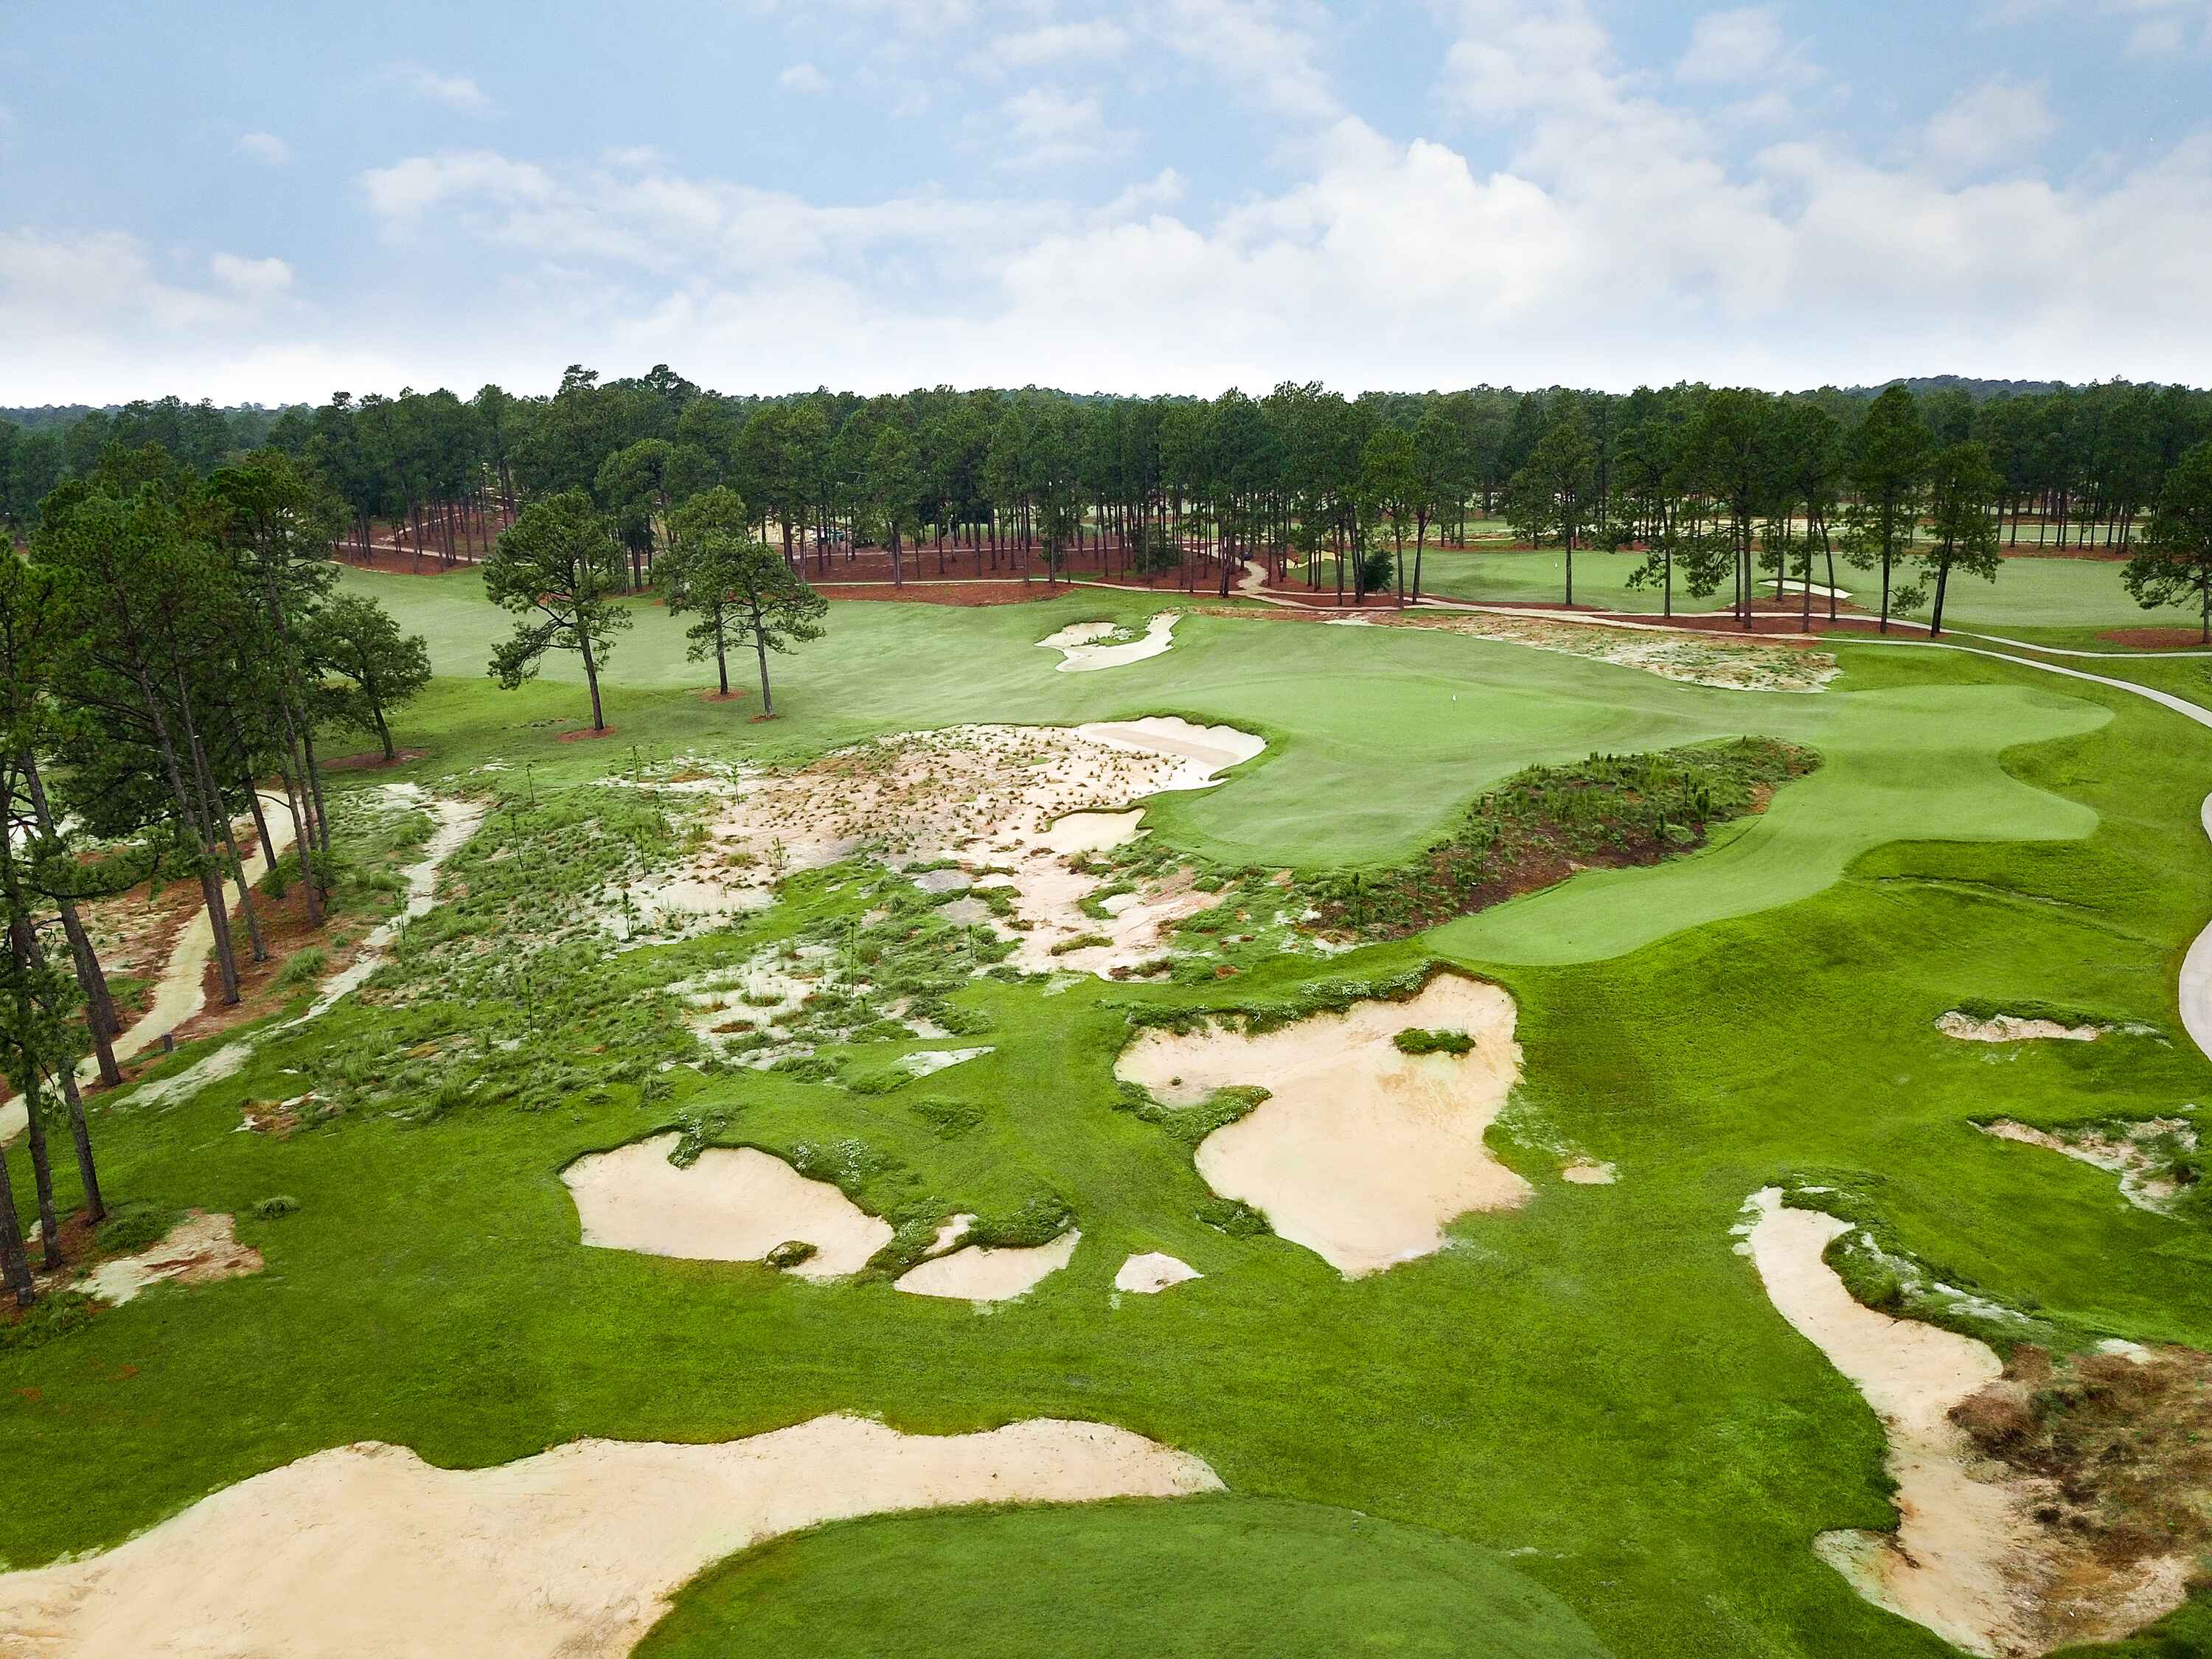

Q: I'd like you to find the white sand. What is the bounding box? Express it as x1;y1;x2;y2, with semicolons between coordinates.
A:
925;1214;977;1255
894;1046;993;1079
1981;1119;2197;1213
1041;809;1148;855
1114;1252;1202;1294
0;1413;1220;1658
563;1133;891;1279
77;1211;262;1306
1562;1161;1616;1186
293;793;486;1023
1394;612;1839;693
1938;1011;2103;1043
1116;975;1527;1277
1742;1188;2188;1655
895;1229;1080;1302
1038;613;1178;671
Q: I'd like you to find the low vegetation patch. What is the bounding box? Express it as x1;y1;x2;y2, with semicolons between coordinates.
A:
1307;737;1819;939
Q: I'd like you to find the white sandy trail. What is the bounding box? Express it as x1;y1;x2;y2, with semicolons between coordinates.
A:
128;790;480;1113
0;810;300;1144
0;1414;1220;1658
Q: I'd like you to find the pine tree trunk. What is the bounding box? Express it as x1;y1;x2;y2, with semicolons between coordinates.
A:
0;1143;34;1307
24;756;121;1082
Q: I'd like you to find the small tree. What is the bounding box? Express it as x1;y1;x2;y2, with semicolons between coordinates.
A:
665;487;756;695
1506;408;1596;604
1919;441;2003;636
2124;440;2212;644
483;489;633;731
1360;426;1417;604
308;592;431;759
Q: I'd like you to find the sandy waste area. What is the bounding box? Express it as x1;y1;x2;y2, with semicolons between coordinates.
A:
1116;974;1528;1277
0;1414;1220;1658
1741;1188;2189;1655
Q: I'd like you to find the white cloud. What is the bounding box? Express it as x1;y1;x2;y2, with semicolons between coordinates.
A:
1147;0;1341;122
1676;7;1814;86
992;19;1130;65
209;252;296;297
778;61;831;92
235;131;291;165
1920;74;2055;173
385;63;498;115
994;88;1129;167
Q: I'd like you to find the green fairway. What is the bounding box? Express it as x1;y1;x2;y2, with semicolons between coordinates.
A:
9;582;2212;1659
636;1495;1615;1658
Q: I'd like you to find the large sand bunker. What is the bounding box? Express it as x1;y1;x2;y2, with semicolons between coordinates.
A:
75;1211;262;1306
0;1413;1220;1658
895;1229;1080;1302
1116;975;1528;1277
1742;1188;2189;1655
563;1133;892;1279
1037;613;1178;670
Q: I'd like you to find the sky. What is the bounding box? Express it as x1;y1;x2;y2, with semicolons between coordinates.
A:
3;0;2210;405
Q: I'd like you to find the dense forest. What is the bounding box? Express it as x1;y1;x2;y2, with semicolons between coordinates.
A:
7;372;2211;623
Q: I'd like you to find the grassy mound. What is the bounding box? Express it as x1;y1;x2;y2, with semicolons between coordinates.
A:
634;1494;1614;1658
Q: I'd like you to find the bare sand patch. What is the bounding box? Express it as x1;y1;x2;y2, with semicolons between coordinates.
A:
895;1046;994;1079
1742;1188;2188;1655
1114;1252;1201;1294
925;1214;977;1255
0;1413;1219;1658
895;1229;1080;1302
1562;1161;1616;1186
1940;1011;2104;1044
1980;1119;2197;1212
1116;975;1527;1277
294;791;485;1022
1038;613;1178;670
77;1211;262;1307
563;1133;891;1279
1042;809;1148;855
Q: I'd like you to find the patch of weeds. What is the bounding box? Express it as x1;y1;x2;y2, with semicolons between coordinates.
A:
0;1290;96;1352
1393;1027;1474;1056
908;1097;983;1139
1112;1079;1270;1146
844;1066;911;1096
1050;933;1114;956
92;1201;176;1256
273;947;328;990
1197;1197;1273;1237
765;1239;818;1269
968;1194;1075;1250
252;1194;301;1220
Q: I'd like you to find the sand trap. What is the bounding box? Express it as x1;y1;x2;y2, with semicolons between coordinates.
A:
1939;1011;2104;1043
925;1214;976;1255
0;1413;1220;1658
1562;1161;1616;1186
1767;578;1854;600
77;1211;262;1306
1041;809;1147;855
1981;1119;2197;1213
895;1229;1080;1303
1114;1252;1201;1294
563;1133;891;1279
895;1046;993;1079
1388;612;1839;693
1116;975;1527;1277
1038;613;1178;671
1742;1188;2188;1655
1076;716;1267;780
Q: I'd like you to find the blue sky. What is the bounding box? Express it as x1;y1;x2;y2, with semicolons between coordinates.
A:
4;0;2210;403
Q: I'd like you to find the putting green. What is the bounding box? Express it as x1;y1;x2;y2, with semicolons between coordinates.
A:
636;1495;1615;1658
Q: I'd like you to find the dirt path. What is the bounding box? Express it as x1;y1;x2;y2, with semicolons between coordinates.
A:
0;1415;1220;1657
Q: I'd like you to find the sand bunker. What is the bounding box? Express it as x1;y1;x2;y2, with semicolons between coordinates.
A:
1562;1161;1616;1186
1981;1119;2198;1213
1389;612;1839;693
0;1413;1219;1658
895;1229;1080;1303
1940;1011;2104;1044
1742;1188;2188;1655
1114;1252;1201;1294
1116;975;1527;1277
563;1133;891;1279
895;1046;993;1079
1041;809;1148;855
77;1211;262;1307
1037;613;1178;671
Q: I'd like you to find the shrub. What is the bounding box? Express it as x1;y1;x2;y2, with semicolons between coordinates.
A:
1393;1027;1474;1056
274;947;328;990
253;1194;301;1220
765;1239;818;1269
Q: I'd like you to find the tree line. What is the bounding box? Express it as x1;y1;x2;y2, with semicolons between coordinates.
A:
0;446;428;1307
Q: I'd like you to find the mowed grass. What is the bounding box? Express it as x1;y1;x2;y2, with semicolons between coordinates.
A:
636;1495;1613;1658
6;585;2212;1656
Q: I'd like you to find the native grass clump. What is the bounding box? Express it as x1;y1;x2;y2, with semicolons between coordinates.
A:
1308;737;1819;939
